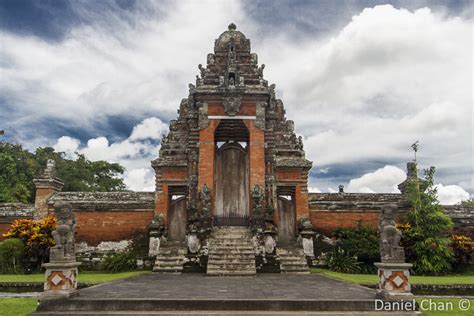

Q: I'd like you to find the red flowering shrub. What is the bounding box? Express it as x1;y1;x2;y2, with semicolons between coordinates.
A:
2;215;56;271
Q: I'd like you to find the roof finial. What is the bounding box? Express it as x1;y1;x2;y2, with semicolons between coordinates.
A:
228;23;236;31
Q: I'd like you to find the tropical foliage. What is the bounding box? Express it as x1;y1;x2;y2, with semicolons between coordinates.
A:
2;215;57;271
331;227;380;274
402;164;454;275
0;141;126;203
0;238;26;274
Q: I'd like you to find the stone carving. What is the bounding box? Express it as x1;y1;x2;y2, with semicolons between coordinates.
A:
148;235;161;257
50;202;76;262
264;234;276;254
200;184;211;217
44;159;56;176
188;83;195;94
198;64;208;78
219;76;225;86
379;204;405;263
250;53;258;64
302;237;315;257
187;233;201;254
296;136;304;150
223;96;241;116
257;64;265;78
198;102;209;130
255;102;266;130
207;53;215;64
252;185;264;217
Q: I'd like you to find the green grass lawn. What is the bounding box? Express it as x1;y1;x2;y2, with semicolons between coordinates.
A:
0;298;37;316
311;268;474;285
0;271;146;284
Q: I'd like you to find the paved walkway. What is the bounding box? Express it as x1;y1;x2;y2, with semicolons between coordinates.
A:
73;273;375;300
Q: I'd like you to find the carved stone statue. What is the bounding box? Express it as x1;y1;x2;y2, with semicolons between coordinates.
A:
296;136;304;150
264;234;276;254
257;64;265;78
50;202;76;262
198;64;207;78
379;204;405;262
252;185;264;217
200;184;211;217
44;159;56;176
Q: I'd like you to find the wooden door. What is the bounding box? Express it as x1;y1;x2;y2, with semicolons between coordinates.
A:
277;196;295;243
215;142;249;221
168;196;187;241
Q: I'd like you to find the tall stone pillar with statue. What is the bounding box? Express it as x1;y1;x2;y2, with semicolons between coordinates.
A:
375;204;414;300
41;202;81;299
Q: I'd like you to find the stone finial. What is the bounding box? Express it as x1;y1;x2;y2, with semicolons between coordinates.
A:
228;23;237;31
44;159;56;177
50;202;76;263
379;204;404;263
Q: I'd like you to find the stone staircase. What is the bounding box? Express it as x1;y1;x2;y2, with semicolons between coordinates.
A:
277;246;310;274
152;241;187;273
207;226;256;276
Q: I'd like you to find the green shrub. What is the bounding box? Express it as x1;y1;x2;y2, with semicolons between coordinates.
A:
0;238;26;274
332;227;379;274
98;252;136;273
325;246;360;274
404;165;453;275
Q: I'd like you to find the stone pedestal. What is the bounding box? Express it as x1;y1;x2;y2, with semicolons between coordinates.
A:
42;261;81;299
375;262;414;301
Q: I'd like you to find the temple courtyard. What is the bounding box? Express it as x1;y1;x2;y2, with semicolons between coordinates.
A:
32;273;420;315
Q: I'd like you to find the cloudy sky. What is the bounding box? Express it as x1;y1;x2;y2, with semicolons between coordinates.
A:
0;0;472;204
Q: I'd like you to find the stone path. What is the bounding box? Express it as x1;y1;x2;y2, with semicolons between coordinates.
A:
73;273;375;300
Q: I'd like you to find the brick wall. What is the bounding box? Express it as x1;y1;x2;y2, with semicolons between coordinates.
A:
310;210;380;234
74;210;154;246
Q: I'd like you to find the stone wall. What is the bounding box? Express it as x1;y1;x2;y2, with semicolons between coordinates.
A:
444;204;474;237
48;192;155;246
308;193;473;237
0;203;35;240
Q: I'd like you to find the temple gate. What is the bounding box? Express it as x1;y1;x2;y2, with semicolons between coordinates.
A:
151;23;313;274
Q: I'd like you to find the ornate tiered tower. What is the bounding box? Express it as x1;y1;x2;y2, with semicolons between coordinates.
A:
152;24;312;246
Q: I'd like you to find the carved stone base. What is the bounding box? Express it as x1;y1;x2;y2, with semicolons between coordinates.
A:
375;262;414;301
41;262;81;299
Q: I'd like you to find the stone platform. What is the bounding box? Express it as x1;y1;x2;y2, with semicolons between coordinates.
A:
32;274;422;315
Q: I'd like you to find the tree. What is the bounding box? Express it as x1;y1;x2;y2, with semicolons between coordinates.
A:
402;143;453;275
0;141;126;203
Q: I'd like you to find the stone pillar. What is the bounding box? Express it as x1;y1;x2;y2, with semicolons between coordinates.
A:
375;204;414;301
374;262;413;300
33;159;64;218
42;202;81;299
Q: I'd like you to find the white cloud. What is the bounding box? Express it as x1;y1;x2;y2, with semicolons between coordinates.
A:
53;136;80;158
435;184;470;205
1;3;471;195
308;187;322;193
124;168;155;192
345;165;470;205
347;165;406;193
53;117;167;191
129;117;168;141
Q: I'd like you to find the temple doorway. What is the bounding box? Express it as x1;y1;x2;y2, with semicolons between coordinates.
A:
168;186;187;241
277;187;296;243
214;119;249;226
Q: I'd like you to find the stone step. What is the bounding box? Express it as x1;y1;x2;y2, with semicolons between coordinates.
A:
207;264;256;270
208;257;255;262
34;298;422;313
210;246;254;251
206;270;256;276
32;311;423;315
